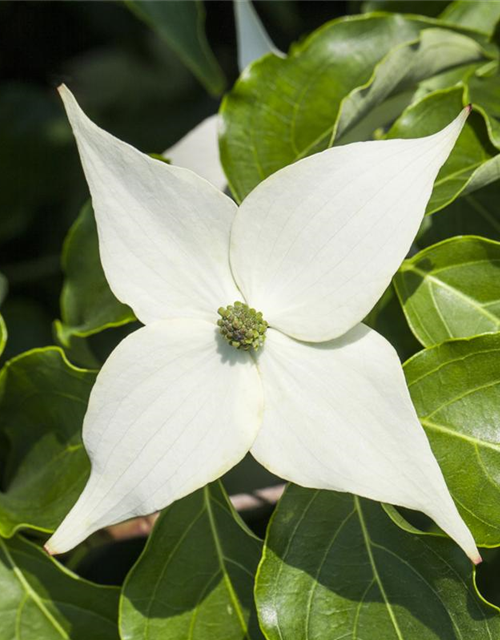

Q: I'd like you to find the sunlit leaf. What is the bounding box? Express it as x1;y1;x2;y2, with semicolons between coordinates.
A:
406;333;500;546
220;14;491;201
256;485;500;640
395;236;500;346
361;1;449;16
440;0;500;35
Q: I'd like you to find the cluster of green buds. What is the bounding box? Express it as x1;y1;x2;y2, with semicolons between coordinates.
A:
217;301;268;351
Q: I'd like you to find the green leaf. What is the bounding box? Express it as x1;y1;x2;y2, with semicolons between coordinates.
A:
334;28;488;145
256;485;500;640
387;85;500;215
220;14;491;201
361;1;450;16
440;1;500;35
120;482;263;640
405;333;500;546
0;535;119;639
467;64;500;150
57;202;135;348
0;348;94;537
394;236;500;346
417;182;500;247
126;0;225;95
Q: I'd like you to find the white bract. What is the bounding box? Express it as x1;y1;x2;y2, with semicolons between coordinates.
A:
233;0;283;72
164;0;281;191
46;86;480;563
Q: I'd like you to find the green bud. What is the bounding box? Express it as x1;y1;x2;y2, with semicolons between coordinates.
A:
216;301;268;351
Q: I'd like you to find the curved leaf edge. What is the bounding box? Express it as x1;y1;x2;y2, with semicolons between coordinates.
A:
0;345;95;539
0;533;120;595
58;204;136;345
386;83;500;215
220;11;495;203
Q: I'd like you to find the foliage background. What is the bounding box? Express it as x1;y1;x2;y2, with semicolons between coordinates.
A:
2;1;500;638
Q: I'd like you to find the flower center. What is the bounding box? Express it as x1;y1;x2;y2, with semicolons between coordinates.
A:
217;301;268;351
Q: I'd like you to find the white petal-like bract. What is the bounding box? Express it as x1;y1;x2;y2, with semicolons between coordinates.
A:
231;109;469;341
164;114;227;192
45;320;263;554
59;85;240;325
234;0;282;72
251;326;480;563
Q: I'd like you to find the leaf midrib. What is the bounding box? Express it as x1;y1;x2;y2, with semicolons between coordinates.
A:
421;417;500;454
204;487;250;639
354;496;404;640
404;264;500;327
0;538;70;639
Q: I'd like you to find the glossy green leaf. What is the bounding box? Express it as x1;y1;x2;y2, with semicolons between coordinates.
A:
56;202;135;348
220;14;491;201
256;485;499;640
0;535;119;639
467;64;500;150
417;181;500;247
334;28;487;145
120;482;263;640
386;86;500;215
126;0;225;95
440;1;500;35
395;236;500;346
361;1;450;16
0;348;94;537
405;333;500;546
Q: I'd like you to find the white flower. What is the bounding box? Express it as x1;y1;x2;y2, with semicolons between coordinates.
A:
46;86;479;563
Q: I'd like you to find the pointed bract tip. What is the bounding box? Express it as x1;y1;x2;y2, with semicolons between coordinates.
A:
466;103;472;115
44;542;56;556
472;551;483;566
57;83;67;95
